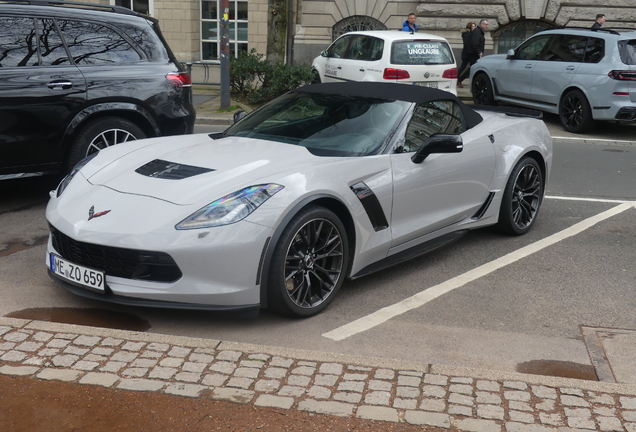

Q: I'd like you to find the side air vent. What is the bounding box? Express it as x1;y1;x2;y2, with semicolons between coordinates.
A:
472;192;496;220
350;182;389;231
135;159;214;180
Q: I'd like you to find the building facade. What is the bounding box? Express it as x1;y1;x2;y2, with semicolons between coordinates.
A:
86;0;636;65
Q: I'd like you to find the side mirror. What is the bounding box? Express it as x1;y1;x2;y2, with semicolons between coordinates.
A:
321;50;328;58
411;134;463;164
506;49;515;59
233;110;247;124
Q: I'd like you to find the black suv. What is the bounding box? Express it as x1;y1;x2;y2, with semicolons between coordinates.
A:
0;0;195;179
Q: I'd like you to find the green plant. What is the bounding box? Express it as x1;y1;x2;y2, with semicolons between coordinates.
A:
230;50;316;105
217;104;241;113
230;49;271;95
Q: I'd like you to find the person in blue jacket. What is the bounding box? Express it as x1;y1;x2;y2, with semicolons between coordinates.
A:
402;13;418;33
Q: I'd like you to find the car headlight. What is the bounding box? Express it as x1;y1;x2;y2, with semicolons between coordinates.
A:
56;153;99;197
175;184;284;230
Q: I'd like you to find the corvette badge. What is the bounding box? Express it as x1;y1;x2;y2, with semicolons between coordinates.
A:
88;205;111;221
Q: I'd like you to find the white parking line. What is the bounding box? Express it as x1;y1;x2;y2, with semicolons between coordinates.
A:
552;136;636;145
323;202;633;341
545;195;630;204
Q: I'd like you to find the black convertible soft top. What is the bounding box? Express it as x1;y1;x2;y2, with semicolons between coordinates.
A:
295;82;484;129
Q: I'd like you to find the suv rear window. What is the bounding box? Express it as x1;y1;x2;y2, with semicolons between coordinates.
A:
391;41;454;65
57;20;142;65
618;40;636;65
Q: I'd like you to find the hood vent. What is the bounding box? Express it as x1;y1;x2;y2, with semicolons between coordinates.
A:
135;159;214;180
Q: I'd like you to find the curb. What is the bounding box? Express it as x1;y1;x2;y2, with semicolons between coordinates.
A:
195;116;234;126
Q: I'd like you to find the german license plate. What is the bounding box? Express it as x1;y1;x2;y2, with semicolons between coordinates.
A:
414;81;438;88
49;254;105;292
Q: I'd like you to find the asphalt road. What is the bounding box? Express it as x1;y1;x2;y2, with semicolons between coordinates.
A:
1;125;634;379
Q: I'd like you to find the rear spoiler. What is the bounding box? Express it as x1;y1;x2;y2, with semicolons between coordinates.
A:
473;105;543;119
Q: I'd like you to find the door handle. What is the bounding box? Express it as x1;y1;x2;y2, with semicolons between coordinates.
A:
566;66;575;71
359;68;365;72
47;80;73;90
337;66;342;69
525;64;533;69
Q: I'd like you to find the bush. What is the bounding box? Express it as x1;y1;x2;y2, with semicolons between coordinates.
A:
230;49;317;105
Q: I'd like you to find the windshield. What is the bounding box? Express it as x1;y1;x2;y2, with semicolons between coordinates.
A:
391;40;454;65
224;92;410;156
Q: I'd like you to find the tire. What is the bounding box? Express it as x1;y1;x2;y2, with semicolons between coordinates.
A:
497;157;544;236
559;90;594;133
67;116;146;170
472;73;496;106
310;68;321;85
267;205;349;317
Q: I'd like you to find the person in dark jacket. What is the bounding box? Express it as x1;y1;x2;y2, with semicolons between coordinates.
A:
591;14;605;30
402;13;418;33
457;22;476;88
471;19;488;59
458;19;487;86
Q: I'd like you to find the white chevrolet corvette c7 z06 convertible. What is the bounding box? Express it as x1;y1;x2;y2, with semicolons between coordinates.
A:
46;82;553;317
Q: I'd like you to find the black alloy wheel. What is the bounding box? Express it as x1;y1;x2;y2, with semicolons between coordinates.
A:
268;206;348;317
559;90;593;133
472;73;496;106
497;157;543;235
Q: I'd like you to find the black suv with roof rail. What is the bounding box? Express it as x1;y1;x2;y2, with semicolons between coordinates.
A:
0;0;195;179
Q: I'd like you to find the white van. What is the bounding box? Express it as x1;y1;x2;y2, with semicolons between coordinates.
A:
312;31;458;95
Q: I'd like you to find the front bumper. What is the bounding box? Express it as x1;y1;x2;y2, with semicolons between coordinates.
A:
45;216;270;308
47;270;260;312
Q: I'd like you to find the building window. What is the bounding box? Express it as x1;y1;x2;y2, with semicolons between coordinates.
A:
332;16;387;41
201;0;248;61
111;0;152;15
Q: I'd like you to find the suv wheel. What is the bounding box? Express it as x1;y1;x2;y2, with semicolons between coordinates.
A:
67;117;146;169
559;90;594;133
472;73;496;105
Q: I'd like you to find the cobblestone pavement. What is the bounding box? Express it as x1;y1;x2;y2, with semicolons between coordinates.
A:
2;317;636;432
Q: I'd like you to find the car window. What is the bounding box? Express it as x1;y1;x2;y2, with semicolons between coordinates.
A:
543;35;587;62
37;19;71;66
515;35;551;60
618;40;636;65
403;101;466;152
347;35;384;61
116;22;168;61
328;35;351;59
225;92;410;157
584;37;605;63
391;40;454;65
369;37;384;61
57;20;142;65
0;16;40;67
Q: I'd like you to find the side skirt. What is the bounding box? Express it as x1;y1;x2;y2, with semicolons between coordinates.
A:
349;229;468;280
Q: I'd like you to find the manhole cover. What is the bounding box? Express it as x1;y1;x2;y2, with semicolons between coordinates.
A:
581;326;636;384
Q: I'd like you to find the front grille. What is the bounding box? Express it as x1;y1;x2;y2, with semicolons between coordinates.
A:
49;225;182;283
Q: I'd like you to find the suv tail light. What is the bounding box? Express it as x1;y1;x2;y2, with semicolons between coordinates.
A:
166;72;192;88
608;70;636;81
384;68;410;80
442;68;458;79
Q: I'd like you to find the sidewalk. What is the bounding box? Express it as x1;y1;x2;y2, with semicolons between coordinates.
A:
2;317;636;432
192;85;253;126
